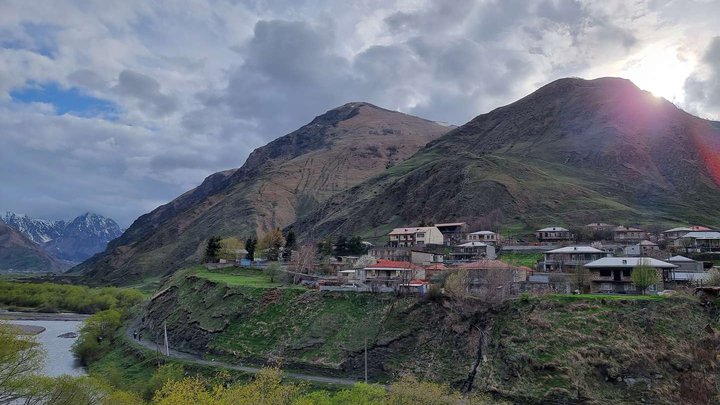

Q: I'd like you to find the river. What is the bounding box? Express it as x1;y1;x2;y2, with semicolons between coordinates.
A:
7;318;86;377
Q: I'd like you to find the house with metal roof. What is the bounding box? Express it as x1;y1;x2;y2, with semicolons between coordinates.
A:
450;241;497;261
662;226;712;240
466;230;500;245
673;231;720;252
584;257;676;294
535;226;572;242
666;255;704;272
388;226;444;247
613;226;646;243
542;246;608;272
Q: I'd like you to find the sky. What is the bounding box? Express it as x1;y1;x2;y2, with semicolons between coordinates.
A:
1;0;719;227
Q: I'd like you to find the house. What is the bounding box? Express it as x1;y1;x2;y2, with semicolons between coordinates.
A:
674;231;720;252
457;260;529;297
535;227;572;242
666;255;704;273
584;257;676;294
388;226;444;247
613;226;646;242
466;230;500;245
541;246;608;272
623;240;660;256
434;222;468;245
450;242;497;262
662;226;712;240
364;259;424;280
585;222;616;231
410;250;444;265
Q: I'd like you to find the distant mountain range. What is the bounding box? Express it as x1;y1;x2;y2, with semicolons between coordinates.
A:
1;212;123;268
0;220;68;272
76;77;720;285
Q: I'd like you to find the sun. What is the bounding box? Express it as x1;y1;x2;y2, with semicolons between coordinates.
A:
620;45;695;102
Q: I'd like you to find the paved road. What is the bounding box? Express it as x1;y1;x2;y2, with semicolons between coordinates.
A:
124;317;361;386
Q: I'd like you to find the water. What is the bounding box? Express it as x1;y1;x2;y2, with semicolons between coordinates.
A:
8;319;85;377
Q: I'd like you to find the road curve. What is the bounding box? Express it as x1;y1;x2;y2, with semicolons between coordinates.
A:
124;317;361;386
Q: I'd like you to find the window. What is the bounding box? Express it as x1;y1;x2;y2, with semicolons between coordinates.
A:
417;233;425;238
647;284;657;292
600;283;613;291
600;269;611;277
622;269;631;277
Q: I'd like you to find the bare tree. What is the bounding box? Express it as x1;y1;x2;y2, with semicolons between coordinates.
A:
289;244;317;283
572;263;591;293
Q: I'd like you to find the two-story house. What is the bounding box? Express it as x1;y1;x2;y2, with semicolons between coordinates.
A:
388;227;444;247
535;227;572;242
450;242;497;261
662;226;711;240
584;257;676;294
542;246;608;272
434;222;468;245
613;226;646;243
466;230;500;245
674;231;720;252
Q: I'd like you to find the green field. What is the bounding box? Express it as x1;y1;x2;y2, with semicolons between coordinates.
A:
499;252;542;268
192;266;305;289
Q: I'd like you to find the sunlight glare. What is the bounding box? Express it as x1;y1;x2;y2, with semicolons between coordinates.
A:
621;46;695;102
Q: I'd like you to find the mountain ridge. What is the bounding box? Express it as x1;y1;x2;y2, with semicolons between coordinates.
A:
73;102;453;283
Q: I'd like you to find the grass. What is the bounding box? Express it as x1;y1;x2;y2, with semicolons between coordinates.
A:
499;252;542;268
192;266;305;289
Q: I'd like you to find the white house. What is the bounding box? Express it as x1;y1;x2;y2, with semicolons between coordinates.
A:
388;227;444;247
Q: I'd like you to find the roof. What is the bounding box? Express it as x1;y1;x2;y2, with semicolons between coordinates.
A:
459;259;514;270
457;241;489;247
691;225;713;231
614;226;644;232
469;230;496;235
545;246;604;254
663;227;693;233
537;226;569;232
667;255;695;262
584;257;676;269
585;222;615;227
682;231;720;240
434;222;467;228
364;259;419;270
388;226;438;235
638;240;658;246
425;263;447;271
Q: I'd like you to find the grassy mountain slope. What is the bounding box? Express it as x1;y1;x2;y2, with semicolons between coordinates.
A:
74;103;451;284
143;270;720;403
0;221;68;272
294;77;720;241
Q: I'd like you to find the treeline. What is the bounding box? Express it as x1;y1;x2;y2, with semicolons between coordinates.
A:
0;281;143;314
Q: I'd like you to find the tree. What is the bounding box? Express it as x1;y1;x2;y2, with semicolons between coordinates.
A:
335;236;349;256
283;231;296;261
258;229;285;261
265;262;284;284
572;263;591;293
631;259;659;295
346;236;366;255
317;239;334;257
289;244;317;283
203;236;222;263
218;237;244;261
678;237;694;254
245;238;256;261
0;324;44;404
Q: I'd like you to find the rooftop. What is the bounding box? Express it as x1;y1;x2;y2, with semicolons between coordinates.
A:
388;226;439;235
667;255;695;262
364;259;419;270
545;246;604;254
469;230;496;235
434;222;467;228
682;231;720;239
584;257;676;269
458;259;514;270
457;241;489;247
537;226;569;232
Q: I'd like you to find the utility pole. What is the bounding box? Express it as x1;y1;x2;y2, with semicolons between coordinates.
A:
163;321;169;356
364;336;368;383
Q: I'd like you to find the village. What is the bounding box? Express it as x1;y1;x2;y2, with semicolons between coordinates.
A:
215;222;720;297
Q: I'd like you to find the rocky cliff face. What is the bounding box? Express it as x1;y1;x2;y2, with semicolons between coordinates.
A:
74;103;451;284
293;77;720;241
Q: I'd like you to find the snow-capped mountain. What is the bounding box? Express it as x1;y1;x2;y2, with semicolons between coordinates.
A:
1;211;123;263
1;212;65;244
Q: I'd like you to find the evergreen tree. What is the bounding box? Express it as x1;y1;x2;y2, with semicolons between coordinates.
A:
245;238;256;260
203;236;222;263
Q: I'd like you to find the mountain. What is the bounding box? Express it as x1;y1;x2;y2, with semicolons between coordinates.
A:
74;103;452;283
44;213;124;262
1;212;65;244
2;212;123;263
293;77;720;240
0;220;68;272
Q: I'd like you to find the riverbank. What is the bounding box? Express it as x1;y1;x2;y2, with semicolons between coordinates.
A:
0;309;90;321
